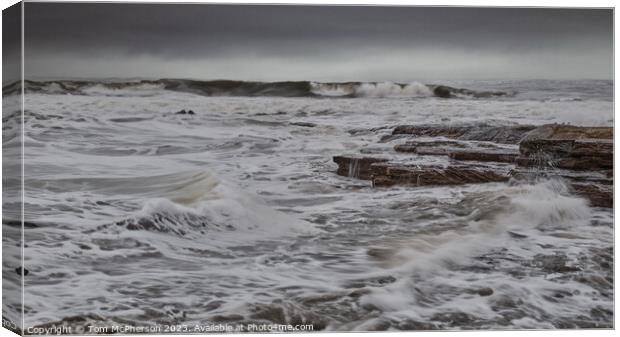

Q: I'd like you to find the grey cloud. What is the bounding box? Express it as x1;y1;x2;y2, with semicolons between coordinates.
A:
21;3;613;80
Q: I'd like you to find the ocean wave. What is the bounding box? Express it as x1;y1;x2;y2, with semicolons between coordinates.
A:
103;171;314;239
310;81;434;98
6;79;510;99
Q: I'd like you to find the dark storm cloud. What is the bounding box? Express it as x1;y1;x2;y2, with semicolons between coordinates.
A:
22;3;613;80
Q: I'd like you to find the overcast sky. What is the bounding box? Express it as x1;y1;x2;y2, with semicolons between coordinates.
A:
22;3;613;81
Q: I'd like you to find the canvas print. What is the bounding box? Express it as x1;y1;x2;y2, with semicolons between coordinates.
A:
1;2;614;334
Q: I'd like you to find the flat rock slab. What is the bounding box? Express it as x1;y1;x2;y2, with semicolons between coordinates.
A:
391;124;537;144
370;163;509;187
394;140;467;153
333;155;389;179
394;140;518;162
448;150;519;163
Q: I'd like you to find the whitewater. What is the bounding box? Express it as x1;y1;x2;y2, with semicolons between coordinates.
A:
2;79;613;331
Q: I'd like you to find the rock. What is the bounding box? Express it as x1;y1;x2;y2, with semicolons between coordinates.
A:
517;139;612;170
394;140;466;153
394;140;519;163
571;183;613;208
413;146;455;156
517;124;612;171
333;155;389;179
290;121;317;128
370;163;509;187
15;267;28;276
449;150;518;163
175;109;195;115
509;168;612;208
476;287;494;297
519;139;574;157
521;124;612;141
392;124;536;144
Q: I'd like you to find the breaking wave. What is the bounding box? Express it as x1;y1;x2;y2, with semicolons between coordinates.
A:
6;79;510;99
107;171;313;240
310;81;434;98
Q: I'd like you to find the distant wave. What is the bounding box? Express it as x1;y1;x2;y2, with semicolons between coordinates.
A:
4;79;510;99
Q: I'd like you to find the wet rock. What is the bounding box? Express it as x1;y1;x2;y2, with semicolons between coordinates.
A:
333;155;389;179
392;124;536;144
413;146;454;156
476;287;494;297
571;183;613;208
371;164;509;187
521;124;612;141
394;140;466;153
510;169;612;208
517;140;612;170
517;125;612;170
15;267;28;276
290;121;317;128
449;150;518;163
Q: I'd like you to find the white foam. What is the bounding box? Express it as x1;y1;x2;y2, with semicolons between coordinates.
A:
81;83;166;97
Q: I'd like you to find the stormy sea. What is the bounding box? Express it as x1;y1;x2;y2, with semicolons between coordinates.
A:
2;79;614;332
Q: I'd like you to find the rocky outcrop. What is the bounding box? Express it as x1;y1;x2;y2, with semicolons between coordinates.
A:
334;123;613;208
332;158;509;187
391;124;536;144
517;125;612;170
